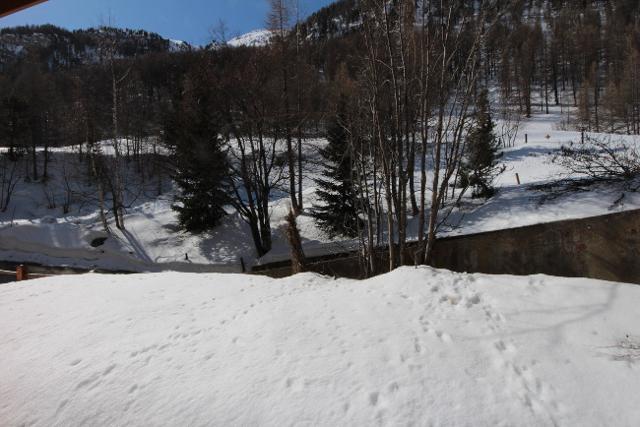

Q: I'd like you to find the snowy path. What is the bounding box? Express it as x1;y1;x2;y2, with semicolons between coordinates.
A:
2;267;639;426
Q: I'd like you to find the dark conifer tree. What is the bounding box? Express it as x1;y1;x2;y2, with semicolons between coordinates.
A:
461;89;504;198
0;96;29;161
171;68;229;233
313;98;360;237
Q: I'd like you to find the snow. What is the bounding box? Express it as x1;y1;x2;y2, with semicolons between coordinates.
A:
0;196;248;273
1;108;640;272
227;29;274;47
1;267;639;425
168;39;189;52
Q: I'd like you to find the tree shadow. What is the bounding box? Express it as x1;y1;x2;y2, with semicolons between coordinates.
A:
500;146;556;162
120;228;153;264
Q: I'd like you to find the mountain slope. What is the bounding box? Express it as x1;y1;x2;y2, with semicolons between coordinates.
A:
227;29;273;47
0;25;190;69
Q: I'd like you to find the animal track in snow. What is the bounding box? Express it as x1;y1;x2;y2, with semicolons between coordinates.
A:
440;294;461;306
369;391;379;406
103;364;117;376
435;330;452;343
491;338;560;423
465;294;482;307
414;338;423;354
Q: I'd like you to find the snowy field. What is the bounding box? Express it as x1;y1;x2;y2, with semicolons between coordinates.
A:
1;107;640;272
1;267;639;426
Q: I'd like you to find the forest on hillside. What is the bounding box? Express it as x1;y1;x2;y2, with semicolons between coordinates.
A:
1;0;640;274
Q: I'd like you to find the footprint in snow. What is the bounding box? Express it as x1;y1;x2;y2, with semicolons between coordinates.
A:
466;294;481;307
436;331;452;343
369;392;380;406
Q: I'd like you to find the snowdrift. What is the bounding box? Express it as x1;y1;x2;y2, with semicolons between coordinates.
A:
1;267;639;426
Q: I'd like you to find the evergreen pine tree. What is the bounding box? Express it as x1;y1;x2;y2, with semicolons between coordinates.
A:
171;70;229;233
0;96;29;161
313;98;360;238
461;89;504;198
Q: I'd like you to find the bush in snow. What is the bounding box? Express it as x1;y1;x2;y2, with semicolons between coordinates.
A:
554;136;640;183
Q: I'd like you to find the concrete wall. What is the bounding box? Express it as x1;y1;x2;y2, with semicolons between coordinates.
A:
253;210;640;284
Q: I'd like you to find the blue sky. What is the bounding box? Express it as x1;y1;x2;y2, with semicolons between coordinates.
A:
0;0;336;45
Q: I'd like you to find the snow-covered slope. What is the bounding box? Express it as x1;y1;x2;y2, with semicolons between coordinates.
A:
0;26;188;67
227;29;274;47
168;39;190;52
1;267;639;425
1;108;640;272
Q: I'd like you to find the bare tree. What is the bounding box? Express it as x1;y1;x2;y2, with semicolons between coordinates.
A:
227;120;283;257
88;142;110;233
0;155;20;212
354;0;501;272
422;1;501;264
211;19;230;44
554;136;640;182
268;0;300;214
97;25;131;230
224;49;286;257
